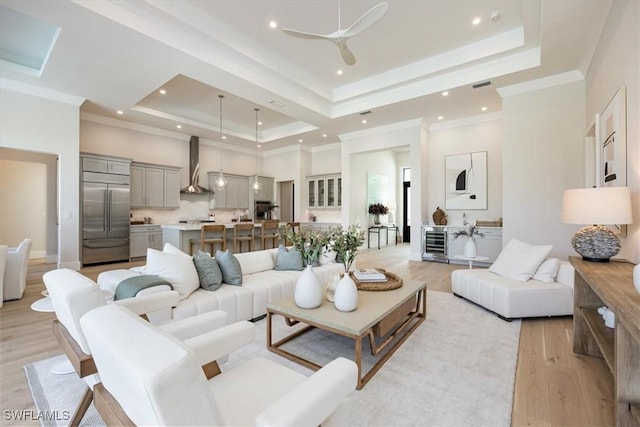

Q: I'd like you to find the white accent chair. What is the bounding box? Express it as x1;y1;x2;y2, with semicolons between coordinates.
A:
43;268;228;427
0;245;7;308
3;238;31;301
80;304;358;426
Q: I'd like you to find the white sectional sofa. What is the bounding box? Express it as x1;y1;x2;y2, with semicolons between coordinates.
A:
451;239;575;320
98;246;345;324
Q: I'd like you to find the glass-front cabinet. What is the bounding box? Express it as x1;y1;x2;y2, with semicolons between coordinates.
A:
307;174;341;209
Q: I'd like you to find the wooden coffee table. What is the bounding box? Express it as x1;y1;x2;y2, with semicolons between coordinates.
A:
266;278;426;389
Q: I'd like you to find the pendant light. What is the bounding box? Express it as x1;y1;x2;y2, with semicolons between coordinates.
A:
213;95;228;191
251;107;262;194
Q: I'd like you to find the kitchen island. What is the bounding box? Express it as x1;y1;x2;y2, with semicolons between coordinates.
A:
162;222;271;254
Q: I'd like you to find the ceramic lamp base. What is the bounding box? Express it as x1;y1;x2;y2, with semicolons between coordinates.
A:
571;225;620;262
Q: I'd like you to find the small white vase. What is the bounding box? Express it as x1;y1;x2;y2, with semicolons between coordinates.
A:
294;265;323;309
334;274;358;312
463;238;477;258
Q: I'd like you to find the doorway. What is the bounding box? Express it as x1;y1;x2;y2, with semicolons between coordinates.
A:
402;168;411;242
278;180;294;222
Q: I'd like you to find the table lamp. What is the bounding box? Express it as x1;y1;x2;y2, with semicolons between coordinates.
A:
561;187;632;262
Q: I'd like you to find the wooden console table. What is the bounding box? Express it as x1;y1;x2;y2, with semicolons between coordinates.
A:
570;256;640;426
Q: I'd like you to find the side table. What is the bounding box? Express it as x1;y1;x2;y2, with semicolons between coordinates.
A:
368;224;399;249
452;255;489;269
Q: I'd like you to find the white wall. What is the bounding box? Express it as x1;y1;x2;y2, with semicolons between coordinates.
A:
428;119;503;226
501;80;586;259
585;0;639;263
0;88;81;269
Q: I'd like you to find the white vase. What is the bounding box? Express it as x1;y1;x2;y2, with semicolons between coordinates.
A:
294;265;323;309
464;238;477;258
334;274;358;312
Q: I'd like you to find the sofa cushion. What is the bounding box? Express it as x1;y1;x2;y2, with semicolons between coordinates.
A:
533;258;561;283
146;248;199;300
234;249;276;275
215;250;243;286
193;251;223;291
489;238;552;282
274;246;303;271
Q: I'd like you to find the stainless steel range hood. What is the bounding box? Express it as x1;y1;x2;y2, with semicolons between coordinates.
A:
180;135;212;194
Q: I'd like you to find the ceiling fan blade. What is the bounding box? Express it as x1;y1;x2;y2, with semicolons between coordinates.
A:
337;42;356;66
282;28;330;40
342;2;388;38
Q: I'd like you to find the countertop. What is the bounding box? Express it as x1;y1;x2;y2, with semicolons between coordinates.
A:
161;222;267;231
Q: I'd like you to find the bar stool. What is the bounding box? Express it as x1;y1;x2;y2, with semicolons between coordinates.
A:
233;223;254;253
283;222;301;246
190;224;227;255
260;220;280;250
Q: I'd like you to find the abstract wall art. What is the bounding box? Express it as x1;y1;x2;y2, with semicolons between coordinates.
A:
445;151;487;210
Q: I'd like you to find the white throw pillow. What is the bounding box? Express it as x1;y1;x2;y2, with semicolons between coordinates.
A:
489;239;553;282
146;248;199;299
533;258;561;283
163;242;189;257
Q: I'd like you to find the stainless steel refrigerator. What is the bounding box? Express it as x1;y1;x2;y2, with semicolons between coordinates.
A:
82;171;130;265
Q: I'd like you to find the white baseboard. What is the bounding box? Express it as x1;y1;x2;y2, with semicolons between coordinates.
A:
29;250;46;259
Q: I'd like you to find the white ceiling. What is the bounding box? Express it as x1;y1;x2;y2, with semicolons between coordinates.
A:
0;0;609;150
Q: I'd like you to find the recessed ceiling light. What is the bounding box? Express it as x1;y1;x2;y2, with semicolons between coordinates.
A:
442;91;449;96
362;119;368;124
481;106;488;111
269;20;277;29
322;134;327;138
257;144;262;148
298;139;303;143
337;69;343;75
176;124;182;129
438;116;444;120
472;17;481;25
116;110;123;115
222;135;227;140
159;89;166;95
258;121;263;126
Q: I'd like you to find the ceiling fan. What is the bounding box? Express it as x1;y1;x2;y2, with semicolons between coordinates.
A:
282;1;388;66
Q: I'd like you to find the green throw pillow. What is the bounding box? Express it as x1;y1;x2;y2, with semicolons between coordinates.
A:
193;250;223;291
215;249;243;286
274;245;303;271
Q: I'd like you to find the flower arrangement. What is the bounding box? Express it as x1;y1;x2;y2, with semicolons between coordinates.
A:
451;223;485;240
284;225;329;266
368;203;389;215
328;224;365;272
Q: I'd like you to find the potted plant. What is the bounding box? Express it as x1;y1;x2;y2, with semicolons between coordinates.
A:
451;223;485;258
284;226;329;267
368;203;389;225
327;224;365;312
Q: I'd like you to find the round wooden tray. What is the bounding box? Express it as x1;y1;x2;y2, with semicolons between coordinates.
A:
350;269;403;291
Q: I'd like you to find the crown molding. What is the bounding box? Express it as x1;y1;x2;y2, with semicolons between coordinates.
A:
497;70;584;98
1;77;85;106
429;112;502;131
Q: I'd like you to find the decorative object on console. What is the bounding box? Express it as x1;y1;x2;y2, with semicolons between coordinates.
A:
561;186;632;262
451;223;485;258
294;264;323;309
432;206;447;225
368;203;389;225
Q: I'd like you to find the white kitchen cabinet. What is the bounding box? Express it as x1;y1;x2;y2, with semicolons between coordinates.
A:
130;225;162;258
82;155;130;175
131;162;181;209
255;176;274;202
447;226;502;266
208;173;249;209
307;174;341;209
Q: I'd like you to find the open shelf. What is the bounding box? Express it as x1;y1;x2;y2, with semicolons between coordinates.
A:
580;307;615;373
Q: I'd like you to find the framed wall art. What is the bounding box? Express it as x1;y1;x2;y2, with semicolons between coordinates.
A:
599;86;626;188
445;151;487;210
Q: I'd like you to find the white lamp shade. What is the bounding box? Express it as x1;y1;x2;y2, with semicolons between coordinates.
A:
562;187;632;225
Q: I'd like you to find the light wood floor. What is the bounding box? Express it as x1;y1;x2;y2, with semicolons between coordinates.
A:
0;244;613;426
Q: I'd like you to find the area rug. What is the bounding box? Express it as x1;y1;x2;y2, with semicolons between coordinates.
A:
25;290;521;427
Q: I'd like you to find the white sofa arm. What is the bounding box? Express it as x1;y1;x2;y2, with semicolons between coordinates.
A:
256;357;357;427
113;290;179;315
183;321;254;366
159;310;227;341
557;261;575;288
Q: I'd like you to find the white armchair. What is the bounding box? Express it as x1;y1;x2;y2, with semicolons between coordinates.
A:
43;268;228;427
3;238;31;301
80;304;358;426
0;245;7;308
